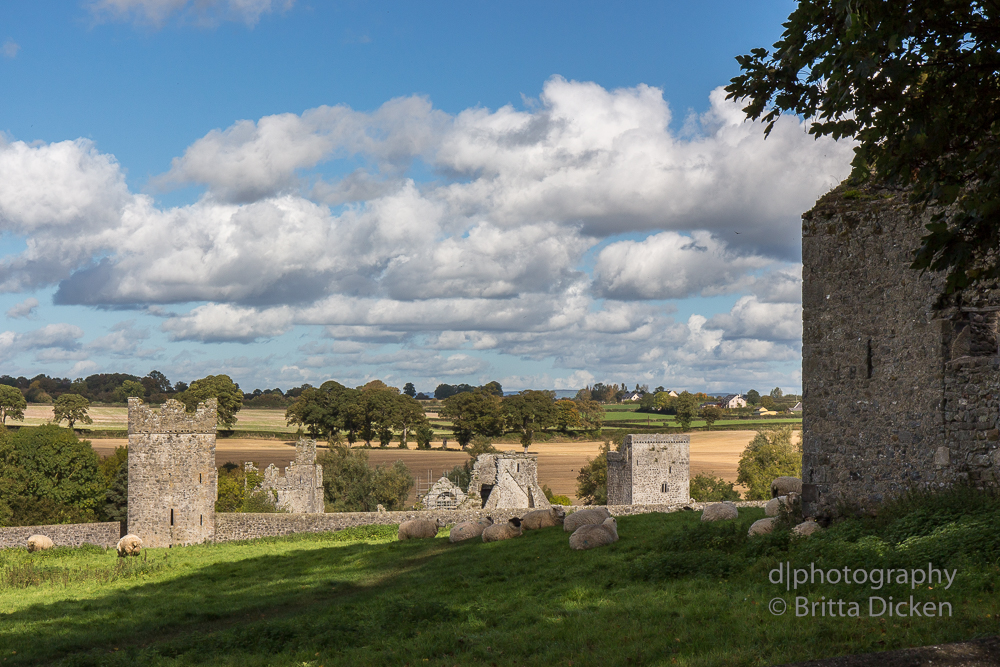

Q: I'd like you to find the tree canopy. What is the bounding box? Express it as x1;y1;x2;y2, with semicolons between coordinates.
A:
727;0;1000;292
440;390;504;447
0;385;26;425
52;394;93;429
181;375;243;429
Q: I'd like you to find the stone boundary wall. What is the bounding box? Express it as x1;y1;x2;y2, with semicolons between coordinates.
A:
214;501;768;543
0;522;121;549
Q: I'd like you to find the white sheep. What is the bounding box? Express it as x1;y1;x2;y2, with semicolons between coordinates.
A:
521;507;566;530
770;476;802;498
482;517;523;542
748;517;777;536
563;507;611;532
116;534;143;557
793;520;823;537
448;517;494;543
701;502;738;522
766;494;799;517
26;535;53;552
397;518;445;540
569;517;619;550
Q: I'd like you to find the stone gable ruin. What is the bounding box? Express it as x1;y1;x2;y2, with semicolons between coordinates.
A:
127;397;218;548
802;186;1000;517
257;438;325;514
607;434;690;505
421;476;468;509
468;452;550;510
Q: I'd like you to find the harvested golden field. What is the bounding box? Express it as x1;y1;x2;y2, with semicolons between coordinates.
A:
89;430;792;503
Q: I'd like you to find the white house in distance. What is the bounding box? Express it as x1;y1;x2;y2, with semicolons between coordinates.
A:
717;394;747;409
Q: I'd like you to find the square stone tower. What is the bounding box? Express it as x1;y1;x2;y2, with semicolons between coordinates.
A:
128;398;218;547
607;434;690;505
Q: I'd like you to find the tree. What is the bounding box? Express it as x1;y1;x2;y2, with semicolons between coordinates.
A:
6;425;103;519
215;464;283;513
479;380;504;397
674;391;698;431
576;440;610;505
317;446;414;512
393;394;426;448
690;472;741;502
760;395;775;410
434;383;475;400
440;390;503;448
727;0;1000;293
145;370;173;394
52;394;93;429
0;385;26;425
182;375;244;429
402;382;416;398
575;399;605;433
414;423;435;450
502;390;557;451
736;427;801;500
770;387;783;400
746;389;761;406
113;379;146;403
555;399;581;432
699;406;723;430
285;380;356;442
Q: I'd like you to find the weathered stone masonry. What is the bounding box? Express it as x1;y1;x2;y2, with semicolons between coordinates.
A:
802;186;1000;517
128;398;218;548
255;438;325;514
0;522;120;549
607;434;690;505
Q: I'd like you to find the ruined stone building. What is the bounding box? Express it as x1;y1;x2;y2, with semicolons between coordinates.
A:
607;434;690;505
258;438;325;514
127;398;218;548
802;185;1000;517
421;476;467;509
467;452;550;510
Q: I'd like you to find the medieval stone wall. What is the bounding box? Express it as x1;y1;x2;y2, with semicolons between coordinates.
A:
258;438;325;514
127;398;218;548
467;452;550;510
0;522;121;549
802;186;1000;517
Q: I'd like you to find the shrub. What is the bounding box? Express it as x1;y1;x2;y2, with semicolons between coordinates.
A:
215;464;284;513
542;484;572;506
576;441;609;505
444;464;471;492
318;446;414;512
690;472;741;502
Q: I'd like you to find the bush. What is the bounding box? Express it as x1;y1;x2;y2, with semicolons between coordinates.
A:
690;472;741;502
542;484;572;506
465;436;498;459
215;464;284;513
736;426;801;500
318;446;414;512
576;441;609;505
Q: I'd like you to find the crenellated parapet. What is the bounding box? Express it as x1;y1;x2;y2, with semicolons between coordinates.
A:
127;397;218;434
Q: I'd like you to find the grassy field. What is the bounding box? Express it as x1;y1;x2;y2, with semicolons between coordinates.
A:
1;488;999;666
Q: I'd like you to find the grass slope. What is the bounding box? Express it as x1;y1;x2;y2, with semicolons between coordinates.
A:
1;489;999;666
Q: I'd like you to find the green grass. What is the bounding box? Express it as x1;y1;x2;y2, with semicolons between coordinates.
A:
2;487;999;666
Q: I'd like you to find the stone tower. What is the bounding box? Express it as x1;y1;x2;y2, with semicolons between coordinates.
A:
258;438;325;514
607;434;690;505
802;185;1000;518
127;398;218;547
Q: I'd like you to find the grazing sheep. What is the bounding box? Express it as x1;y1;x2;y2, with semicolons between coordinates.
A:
770;476;802;498
521;507;566;530
482;517;522;542
793;520;822;537
26;535;53;552
563;507;612;532
116;534;143;557
701;502;739;522
397;518;446;541
748;517;777;536
569;517;619;550
448;517;494;543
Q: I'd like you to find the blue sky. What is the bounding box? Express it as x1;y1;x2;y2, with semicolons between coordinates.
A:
0;1;855;395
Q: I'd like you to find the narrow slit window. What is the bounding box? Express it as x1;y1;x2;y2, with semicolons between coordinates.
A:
866;339;874;379
661;482;669;493
199;473;202;484
170;509;174;526
200;514;203;526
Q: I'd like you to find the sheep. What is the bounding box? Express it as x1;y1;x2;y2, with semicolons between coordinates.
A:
748;517;777;536
563;507;612;532
793;520;823;537
116;534;143;558
521;507;565;530
448;517;494;543
701;502;738;522
770;476;802;498
397;518;446;541
569;517;619;550
482;517;522;542
26;535;53;552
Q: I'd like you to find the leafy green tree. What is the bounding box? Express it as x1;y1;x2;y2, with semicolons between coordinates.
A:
760;396;776;410
441;390;504;448
736;427;801;500
746;389;761;405
502;390;557;451
576;440;610;505
318;446;414;512
414;423;435;450
0;385;26;425
479;380;504;397
215;464;283;513
575;399;605;433
555;399;581;432
103;462;128;523
690;472;741;502
113;380;146;403
52;393;93;429
402;382;416;398
541;484;573;506
182;374;244;429
465;435;498;459
699;406;723;430
727;0;1000;293
654;391;677;414
8;425;103;518
674;391;698;431
393;394;426;448
285;380;356;442
769;387;783;400
145;370;173;394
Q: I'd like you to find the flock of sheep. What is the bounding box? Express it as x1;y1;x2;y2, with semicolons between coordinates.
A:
397;506;620;550
26;533;142;557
